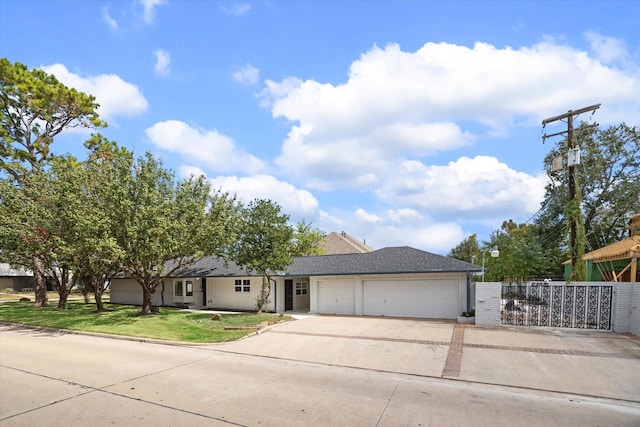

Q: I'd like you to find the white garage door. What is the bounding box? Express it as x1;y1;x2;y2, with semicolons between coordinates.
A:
318;280;355;315
363;279;459;319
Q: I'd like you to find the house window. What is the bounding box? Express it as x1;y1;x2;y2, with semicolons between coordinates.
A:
296;282;308;295
243;279;251;292
235;280;242;292
174;280;183;297
174;279;194;299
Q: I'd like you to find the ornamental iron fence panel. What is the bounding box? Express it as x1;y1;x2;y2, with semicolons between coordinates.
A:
501;282;612;330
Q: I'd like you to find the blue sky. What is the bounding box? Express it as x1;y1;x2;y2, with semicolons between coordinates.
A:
1;1;639;254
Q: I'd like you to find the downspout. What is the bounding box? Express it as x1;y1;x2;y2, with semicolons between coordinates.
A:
271;278;277;313
466;272;471;313
201;277;207;306
161;280;165;306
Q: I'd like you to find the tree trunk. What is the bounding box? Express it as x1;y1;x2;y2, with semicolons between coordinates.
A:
32;257;49;307
140;286;154;315
94;288;105;312
256;274;271;314
56;287;70;309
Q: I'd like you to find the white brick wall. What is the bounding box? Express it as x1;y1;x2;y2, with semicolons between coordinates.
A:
630;283;640;336
475;282;502;327
473;281;640;337
612;283;632;333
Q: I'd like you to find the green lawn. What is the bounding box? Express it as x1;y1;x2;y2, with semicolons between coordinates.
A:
0;301;291;342
0;291;37;301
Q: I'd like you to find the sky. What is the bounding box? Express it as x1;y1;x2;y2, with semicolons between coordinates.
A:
1;0;639;254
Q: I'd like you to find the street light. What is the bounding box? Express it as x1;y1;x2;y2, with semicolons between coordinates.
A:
482;247;500;282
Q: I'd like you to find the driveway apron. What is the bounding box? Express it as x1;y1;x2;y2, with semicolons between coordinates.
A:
219;315;640;402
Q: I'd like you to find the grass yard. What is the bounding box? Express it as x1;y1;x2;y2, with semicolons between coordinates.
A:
0;291;37;301
0;301;291;342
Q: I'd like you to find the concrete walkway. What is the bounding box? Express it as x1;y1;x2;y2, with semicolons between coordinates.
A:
218;315;640;403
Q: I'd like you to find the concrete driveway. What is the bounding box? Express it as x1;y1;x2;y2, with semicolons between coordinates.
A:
219;315;640;402
2;315;640;426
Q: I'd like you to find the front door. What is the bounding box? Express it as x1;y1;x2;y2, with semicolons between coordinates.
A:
201;277;207;306
285;279;293;311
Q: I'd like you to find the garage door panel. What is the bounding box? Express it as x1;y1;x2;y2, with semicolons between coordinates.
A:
318;281;355;315
363;280;458;319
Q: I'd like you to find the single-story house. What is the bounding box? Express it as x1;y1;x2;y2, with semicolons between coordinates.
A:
110;246;481;319
0;262;34;291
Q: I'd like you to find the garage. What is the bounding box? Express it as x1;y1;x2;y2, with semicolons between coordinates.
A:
363;279;459;319
318;280;355;315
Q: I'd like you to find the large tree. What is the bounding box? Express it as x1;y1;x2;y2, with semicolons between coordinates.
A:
447;234;480;264
0;156;79;308
231;199;294;313
0;58;105;306
482;221;553;283
111;153;240;315
291;220;326;256
537;123;640;268
70;135;130;311
230;200;323;313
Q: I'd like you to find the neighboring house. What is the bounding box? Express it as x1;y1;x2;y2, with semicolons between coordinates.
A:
564;213;640;283
110;246;481;319
321;231;374;254
0;263;34;291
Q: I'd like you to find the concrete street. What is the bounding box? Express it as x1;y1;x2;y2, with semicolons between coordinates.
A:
1;315;639;426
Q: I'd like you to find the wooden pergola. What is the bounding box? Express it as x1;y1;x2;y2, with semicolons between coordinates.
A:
564;214;640;283
581;236;640;282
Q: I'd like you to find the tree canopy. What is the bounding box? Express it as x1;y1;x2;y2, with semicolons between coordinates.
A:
0;58;105;306
109;153;240;315
231;200;325;312
0;58;105;181
447;234;479;264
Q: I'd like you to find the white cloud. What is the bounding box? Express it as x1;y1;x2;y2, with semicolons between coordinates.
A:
178;165;207;179
154;49;171;76
139;0;167;24
585;32;629;64
41;64;148;120
145;120;265;174
375;156;547;218
209;175;319;218
368;221;465;253
388;208;423;224
102;7;118;29
315;207;465;253
355;208;382;224
233;64;260;85
220;3;251;16
264;39;639;191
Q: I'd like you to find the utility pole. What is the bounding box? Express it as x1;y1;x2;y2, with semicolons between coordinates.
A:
542;104;600;279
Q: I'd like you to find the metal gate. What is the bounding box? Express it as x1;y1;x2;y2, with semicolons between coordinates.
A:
501;282;613;330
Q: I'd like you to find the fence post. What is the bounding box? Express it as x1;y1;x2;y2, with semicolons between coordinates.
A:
475;282;501;326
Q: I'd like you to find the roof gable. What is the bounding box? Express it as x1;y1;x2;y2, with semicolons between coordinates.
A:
322;231;374;254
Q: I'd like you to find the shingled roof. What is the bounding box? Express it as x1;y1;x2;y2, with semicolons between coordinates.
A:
166;246;480;278
285;246;481;276
171;257;250;277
